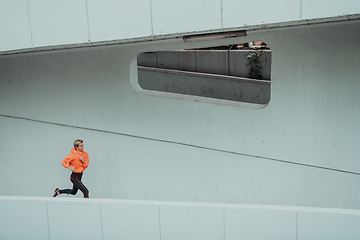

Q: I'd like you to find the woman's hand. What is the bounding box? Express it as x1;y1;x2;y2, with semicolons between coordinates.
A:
68;166;76;172
80;157;85;165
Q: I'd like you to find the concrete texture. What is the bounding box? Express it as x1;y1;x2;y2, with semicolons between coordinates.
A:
297;211;360;240
1;196;360;239
1;1;359;239
225;208;296;240
137;50;272;80
101;203;160;240
0;21;360;210
27;0;89;47
47;200;102;240
1;0;359;52
0;198;49;240
137;67;270;104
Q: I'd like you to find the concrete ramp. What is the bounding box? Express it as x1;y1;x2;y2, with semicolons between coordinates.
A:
138;67;270;105
1;196;360;240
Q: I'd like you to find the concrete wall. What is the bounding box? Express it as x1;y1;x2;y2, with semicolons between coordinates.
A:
1;21;360;211
138;67;271;104
137;50;272;80
137;50;271;105
1;0;360;53
1;196;360;240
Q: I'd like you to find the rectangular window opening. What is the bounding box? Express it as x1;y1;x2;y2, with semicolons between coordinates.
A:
136;41;271;108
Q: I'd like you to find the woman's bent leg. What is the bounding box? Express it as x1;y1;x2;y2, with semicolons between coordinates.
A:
58;173;80;195
59;186;78;195
70;173;89;198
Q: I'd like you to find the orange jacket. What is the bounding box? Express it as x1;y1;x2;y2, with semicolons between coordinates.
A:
61;148;89;173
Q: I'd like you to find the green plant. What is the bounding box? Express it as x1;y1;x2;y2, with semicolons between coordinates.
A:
246;50;264;80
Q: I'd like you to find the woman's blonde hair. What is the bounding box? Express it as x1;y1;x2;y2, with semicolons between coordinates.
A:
73;139;83;148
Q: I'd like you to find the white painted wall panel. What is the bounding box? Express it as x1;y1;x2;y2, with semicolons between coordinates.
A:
101;203;160;240
0;199;49;240
2;197;360;239
225;208;296;240
223;0;300;28
152;0;221;35
297;212;360;240
0;0;32;51
28;0;89;47
87;0;152;42
1;0;360;54
302;0;360;20
47;200;102;240
160;205;223;240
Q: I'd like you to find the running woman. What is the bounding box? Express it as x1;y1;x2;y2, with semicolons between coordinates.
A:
53;139;90;198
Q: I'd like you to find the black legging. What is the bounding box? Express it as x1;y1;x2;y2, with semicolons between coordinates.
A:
59;172;89;198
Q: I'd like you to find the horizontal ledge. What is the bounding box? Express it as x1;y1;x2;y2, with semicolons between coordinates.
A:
1;14;360;56
183;30;246;42
2;196;360;215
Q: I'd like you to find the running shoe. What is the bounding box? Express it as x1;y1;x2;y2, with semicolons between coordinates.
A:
53;188;60;197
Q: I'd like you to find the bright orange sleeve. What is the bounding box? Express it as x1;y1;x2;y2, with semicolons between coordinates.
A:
83;153;89;169
62;154;72;168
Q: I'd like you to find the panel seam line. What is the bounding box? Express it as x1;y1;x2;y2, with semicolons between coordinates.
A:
150;0;154;35
221;0;224;28
85;0;91;42
46;201;51;240
26;0;34;48
158;206;162;240
1;114;360;176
